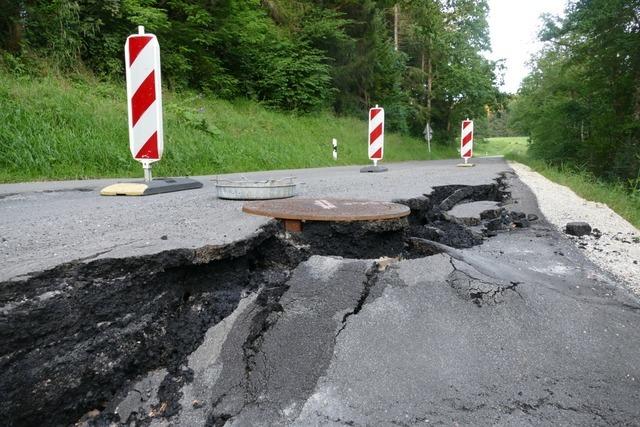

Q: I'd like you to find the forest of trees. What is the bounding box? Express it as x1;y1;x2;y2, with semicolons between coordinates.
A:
0;0;502;140
2;1;637;186
511;0;640;184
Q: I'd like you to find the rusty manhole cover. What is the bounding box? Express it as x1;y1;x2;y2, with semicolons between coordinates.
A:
242;198;410;232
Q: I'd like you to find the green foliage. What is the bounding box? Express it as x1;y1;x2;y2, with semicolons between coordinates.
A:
514;0;640;184
327;2;406;125
165;98;221;136
0;51;26;74
0;70;456;183
397;0;500;139
484;96;520;138
0;0;500;140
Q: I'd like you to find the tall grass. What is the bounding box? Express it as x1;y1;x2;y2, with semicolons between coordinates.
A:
0;71;456;183
475;137;529;158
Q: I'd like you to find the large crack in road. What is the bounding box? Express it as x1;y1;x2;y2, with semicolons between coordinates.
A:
0;224;301;426
2;173;639;426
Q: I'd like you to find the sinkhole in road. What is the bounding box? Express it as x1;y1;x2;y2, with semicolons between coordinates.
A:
1;175;530;427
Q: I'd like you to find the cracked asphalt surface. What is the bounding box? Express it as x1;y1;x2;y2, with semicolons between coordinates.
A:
0;159;502;281
1;158;639;426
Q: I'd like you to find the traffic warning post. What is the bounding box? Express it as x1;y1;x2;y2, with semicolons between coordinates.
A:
333;138;338;161
457;119;475;167
361;105;388;173
101;26;201;196
460;119;473;158
368;106;384;161
126;25;164;174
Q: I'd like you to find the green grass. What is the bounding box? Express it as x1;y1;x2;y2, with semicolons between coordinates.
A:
0;71;455;183
475;136;529;157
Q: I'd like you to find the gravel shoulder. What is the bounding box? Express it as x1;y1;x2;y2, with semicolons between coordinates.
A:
510;161;640;294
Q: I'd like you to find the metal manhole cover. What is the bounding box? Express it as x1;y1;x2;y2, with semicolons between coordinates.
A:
242;198;410;222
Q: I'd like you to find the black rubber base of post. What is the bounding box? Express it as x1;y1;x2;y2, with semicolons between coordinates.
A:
360;165;388;173
101;178;203;196
144;178;203;195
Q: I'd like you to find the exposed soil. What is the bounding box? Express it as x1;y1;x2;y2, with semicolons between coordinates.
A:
0;174;541;427
0;225;298;426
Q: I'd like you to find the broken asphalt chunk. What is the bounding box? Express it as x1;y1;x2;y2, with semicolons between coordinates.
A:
565;221;592;237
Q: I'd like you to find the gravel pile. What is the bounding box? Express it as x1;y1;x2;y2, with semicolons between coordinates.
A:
510;161;640;294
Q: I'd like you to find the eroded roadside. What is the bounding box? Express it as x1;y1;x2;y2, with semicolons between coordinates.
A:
1;173;639;426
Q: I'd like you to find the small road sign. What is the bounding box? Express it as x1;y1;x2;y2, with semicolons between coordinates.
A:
423;122;433;153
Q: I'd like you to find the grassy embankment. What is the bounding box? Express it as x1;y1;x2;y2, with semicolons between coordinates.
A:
475;136;529;158
4;70;635;229
0;71;455;183
480;137;640;228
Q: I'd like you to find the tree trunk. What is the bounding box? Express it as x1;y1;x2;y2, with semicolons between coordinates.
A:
1;7;23;53
394;4;399;51
7;19;22;52
427;51;432;124
634;73;640;121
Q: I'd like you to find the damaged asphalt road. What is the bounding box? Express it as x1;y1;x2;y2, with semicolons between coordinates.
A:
294;176;640;426
1;158;639;426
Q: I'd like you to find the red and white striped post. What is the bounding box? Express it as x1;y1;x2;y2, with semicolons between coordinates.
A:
125;26;164;182
100;26;203;195
368;105;384;167
460;119;473;165
360;105;388;172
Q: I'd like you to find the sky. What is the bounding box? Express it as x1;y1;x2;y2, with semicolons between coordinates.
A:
487;0;566;93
